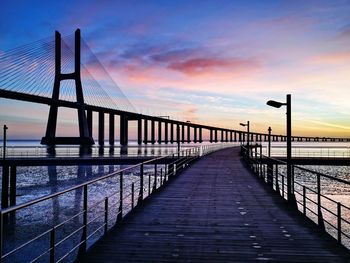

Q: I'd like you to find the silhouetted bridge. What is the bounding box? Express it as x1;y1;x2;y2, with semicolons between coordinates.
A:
1;29;349;146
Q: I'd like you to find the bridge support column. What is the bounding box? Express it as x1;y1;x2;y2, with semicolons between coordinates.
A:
170;123;174;143
143;119;148;144
187;126;191;143
120;114;128;146
220;130;223;142
230;131;233;142
158;121;162;144
87;110;93;138
109;113;115;146
234;132;237;142
215;130;218;143
137;119;142;145
199;128;202;143
151;120;155;144
194;127;197;143
210;129;213;143
225;131;228;142
176;124;180;147
98;112;104;146
164;122;168;144
181;125;185;143
41;29;93;146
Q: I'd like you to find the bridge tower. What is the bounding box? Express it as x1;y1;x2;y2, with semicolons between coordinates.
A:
41;29;94;145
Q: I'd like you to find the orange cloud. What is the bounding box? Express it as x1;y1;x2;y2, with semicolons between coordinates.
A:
308;51;350;64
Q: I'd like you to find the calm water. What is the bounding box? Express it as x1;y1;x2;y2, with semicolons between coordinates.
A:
1;140;350;262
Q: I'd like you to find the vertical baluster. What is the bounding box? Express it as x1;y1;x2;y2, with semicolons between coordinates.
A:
153;164;157;191
275;164;279;193
131;183;135;209
118;172;123;222
303;186;306;215
0;212;2;262
80;185;88;254
138;164;144;203
104;197;108;234
160;168;163;186
148;171;151;195
317;174;324;230
50;227;55;263
282;176;284;199
337;202;342;244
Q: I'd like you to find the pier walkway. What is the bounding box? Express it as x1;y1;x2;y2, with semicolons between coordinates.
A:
82;148;350;262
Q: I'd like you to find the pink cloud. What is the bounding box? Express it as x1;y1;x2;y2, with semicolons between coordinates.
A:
168;57;259;76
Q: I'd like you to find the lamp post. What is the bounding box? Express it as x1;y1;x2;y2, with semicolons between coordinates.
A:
3;125;8;160
268;126;272;158
240;121;250;156
267;94;295;205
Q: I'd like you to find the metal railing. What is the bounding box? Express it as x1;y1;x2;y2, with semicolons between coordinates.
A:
0;143;235;262
241;146;350;250
265;145;350;158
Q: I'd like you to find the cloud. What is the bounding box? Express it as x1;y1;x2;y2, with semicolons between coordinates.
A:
308;51;350;64
168;57;259;76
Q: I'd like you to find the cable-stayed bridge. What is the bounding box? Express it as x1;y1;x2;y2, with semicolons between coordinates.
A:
1;29;349;145
0;29;350;145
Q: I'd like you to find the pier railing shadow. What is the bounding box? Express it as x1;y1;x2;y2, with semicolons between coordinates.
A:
241;145;350;250
0;143;234;262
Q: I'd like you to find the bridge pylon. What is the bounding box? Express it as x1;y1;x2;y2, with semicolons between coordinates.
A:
41;29;94;145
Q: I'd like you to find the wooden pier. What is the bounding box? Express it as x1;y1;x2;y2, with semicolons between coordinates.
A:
82;147;350;262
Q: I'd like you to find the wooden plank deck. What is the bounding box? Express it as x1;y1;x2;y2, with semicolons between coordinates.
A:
81;147;350;262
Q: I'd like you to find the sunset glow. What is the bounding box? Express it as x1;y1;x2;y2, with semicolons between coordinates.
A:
1;1;350;139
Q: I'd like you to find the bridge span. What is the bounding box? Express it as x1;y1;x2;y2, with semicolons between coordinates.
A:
82;147;350;262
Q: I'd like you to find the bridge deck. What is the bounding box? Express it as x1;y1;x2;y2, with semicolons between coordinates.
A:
82;148;350;262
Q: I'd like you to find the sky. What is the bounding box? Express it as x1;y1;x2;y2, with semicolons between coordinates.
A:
1;0;350;139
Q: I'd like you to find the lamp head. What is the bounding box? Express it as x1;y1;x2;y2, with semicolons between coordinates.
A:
267;100;284;108
239;123;247;127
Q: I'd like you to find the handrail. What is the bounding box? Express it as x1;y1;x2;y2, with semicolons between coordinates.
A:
241;145;350;250
0;142;236;262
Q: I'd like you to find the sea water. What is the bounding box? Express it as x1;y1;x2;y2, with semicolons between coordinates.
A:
1;140;349;262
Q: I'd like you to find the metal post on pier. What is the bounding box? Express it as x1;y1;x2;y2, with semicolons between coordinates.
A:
177;124;180;155
268;126;271;158
267;94;296;206
3;125;7;160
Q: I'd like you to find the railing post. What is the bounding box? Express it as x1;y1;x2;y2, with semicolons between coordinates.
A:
317;174;325;230
104;197;108;234
78;185;88;256
153;164;157;191
131;183;135;209
117;172;123;223
282;176;284;199
0;213;2;263
160;168;163;186
275;164;279;193
148;170;151;195
303;186;306;215
337;202;342;244
50;227;55;263
138;164;144;203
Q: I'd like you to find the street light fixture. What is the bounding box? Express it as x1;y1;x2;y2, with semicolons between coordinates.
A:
240;121;250;156
266;94;296;205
